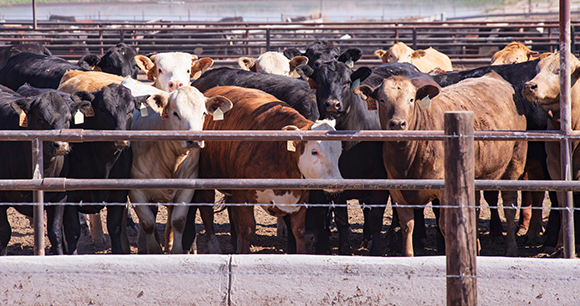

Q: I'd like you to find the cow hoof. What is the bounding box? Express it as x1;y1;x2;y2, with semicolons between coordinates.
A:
359;239;369;249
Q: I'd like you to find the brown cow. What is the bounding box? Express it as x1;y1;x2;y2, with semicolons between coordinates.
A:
57;70;126;93
199;86;343;254
491;42;541;65
374;42;453;73
356;72;527;257
522;52;580;248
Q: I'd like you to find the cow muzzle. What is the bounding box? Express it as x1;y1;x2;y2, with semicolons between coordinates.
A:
167;81;184;92
44;141;70;156
185;140;205;149
325;99;343;117
114;140;130;149
389;119;407;130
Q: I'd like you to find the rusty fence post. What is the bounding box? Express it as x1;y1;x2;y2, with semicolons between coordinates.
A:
444;111;477;306
32;138;44;256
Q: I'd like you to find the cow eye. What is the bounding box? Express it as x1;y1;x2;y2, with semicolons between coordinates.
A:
186;69;190;74
380;99;385;104
311;149;318;156
410;98;415;103
173;111;180;119
158;68;162;74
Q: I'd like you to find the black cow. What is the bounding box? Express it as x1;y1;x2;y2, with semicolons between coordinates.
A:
0;85;91;255
18;83;144;254
284;40;363;69
0;43;52;70
0;44;139;91
192;67;319;121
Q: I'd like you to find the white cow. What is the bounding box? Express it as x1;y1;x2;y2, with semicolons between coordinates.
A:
126;84;232;254
238;51;308;77
134;52;214;92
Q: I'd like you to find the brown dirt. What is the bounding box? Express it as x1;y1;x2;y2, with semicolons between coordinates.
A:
4;191;555;257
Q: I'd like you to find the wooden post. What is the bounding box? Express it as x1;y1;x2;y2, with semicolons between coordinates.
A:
444;112;476;306
32;138;44;256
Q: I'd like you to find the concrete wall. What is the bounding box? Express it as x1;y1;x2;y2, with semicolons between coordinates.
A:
1;255;579;305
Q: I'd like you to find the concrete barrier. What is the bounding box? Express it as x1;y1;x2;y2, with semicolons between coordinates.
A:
1;255;578;305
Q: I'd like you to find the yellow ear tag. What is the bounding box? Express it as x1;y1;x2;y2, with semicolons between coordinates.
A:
420;96;431;109
140;103;148;117
345;59;354;68
74;110;84;125
287;140;296;152
19;111;28;127
213;108;224;121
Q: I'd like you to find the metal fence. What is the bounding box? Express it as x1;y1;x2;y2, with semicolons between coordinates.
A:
1;20;580;67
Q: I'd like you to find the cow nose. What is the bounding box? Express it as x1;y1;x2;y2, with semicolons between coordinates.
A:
525;82;538;91
168;81;184;90
114;140;129;149
185;140;205;149
52;141;70;154
325;100;341;112
389;119;407;130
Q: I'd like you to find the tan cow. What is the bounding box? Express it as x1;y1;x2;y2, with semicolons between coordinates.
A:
199;86;343;254
238;51;308;77
356;72;527;257
57;70;126;93
491;42;541;65
374;42;453;73
134;52;214;92
523;52;580;249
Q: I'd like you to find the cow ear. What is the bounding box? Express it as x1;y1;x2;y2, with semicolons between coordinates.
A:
205;96;233;115
289;56;309;74
351;67;372;84
10;98;31;114
296;64;313;81
146;92;169;114
354;85;378;111
527;50;540;60
70;99;92;116
307;78;317;90
192;58;214;79
374;49;387;59
133;95;151;110
338;48;363;64
78;54;101;70
134;55;155;71
282;125;302;152
283;48;302;60
411;50;427;59
71;90;95;104
414;83;440;102
238;57;255;71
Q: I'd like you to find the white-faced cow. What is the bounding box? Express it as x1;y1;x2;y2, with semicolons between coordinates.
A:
0;85;91;255
356;71;527;257
134;52;214;92
197;86;343;254
238;51;308;78
128;85;232;254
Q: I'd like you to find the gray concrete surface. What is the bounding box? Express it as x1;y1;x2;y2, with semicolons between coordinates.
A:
1;255;578;305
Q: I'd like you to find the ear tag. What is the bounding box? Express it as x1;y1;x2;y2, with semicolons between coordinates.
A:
85;106;95;117
351;78;360;90
161;108;169;120
74;110;84;125
139;103;148;117
420;96;431;109
287;140;296;152
367;99;377;111
345;59;354;68
19;111;28;127
213;108;224;121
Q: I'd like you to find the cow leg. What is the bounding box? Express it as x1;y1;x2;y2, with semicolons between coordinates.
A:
502;191;518;257
306;190;331;255
89;213;107;247
521;191;545;245
334;203;351;255
227;206;238;251
283;215;296;254
276;217;287;238
183;206;198;253
543;191;560;250
289;207;307;254
232;205;255;254
106;205;125;254
0;206;11;255
63;205;81;255
168;205;189;254
133;202;163;254
397;207;415;256
199;205;222;254
121;207;130;254
164;206;174;253
484;191;503;238
413;208;427;249
431;198;445;254
366;190;389;256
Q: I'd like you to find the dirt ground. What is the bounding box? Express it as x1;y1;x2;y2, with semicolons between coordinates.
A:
4;191;555;257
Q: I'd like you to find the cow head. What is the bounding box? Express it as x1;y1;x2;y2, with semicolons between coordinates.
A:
384;42;415;64
143;86;232;149
491;42;540;65
284;119;343;193
355;76;440;131
299;61;371;120
97;43;140;79
11;91;91;156
284;40;362;69
71;84;145;149
523;52;580;118
238;52;309;77
134;52;200;92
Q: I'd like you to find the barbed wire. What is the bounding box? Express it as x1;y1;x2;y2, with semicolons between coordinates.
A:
2;201;579;211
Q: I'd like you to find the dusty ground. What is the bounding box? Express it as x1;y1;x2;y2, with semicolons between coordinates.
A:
4;191;555;257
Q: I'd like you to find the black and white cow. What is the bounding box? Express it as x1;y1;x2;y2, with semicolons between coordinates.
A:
0;85;91;255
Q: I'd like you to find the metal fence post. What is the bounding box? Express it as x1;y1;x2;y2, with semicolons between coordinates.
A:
444;111;477;306
32;138;44;256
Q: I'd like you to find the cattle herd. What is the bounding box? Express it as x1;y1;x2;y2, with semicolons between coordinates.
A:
0;39;577;258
